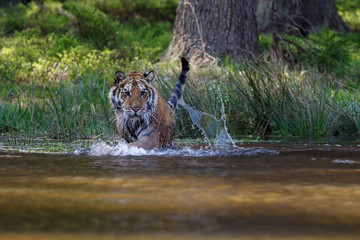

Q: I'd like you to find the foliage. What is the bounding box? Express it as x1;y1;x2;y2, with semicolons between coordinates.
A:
64;1;118;49
0;28;120;84
74;0;178;22
117;20;172;61
336;0;360;30
304;30;358;77
24;1;73;35
0;3;26;35
259;34;273;52
0;0;173;85
259;29;360;79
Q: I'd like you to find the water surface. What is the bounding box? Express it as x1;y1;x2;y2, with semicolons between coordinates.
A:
1;142;360;239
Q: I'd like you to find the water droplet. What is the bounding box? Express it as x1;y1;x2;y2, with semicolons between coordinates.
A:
178;97;235;148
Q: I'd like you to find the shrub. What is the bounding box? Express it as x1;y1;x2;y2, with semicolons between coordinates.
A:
64;1;119;49
115;20;172;61
259;34;273;52
75;0;178;22
24;1;74;35
265;29;359;79
336;0;360;30
306;29;355;76
0;28;119;84
0;3;26;35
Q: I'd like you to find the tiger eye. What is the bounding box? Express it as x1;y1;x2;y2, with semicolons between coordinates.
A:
140;90;147;97
122;90;131;97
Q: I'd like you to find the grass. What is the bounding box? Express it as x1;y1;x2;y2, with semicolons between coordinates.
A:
3;58;359;143
154;57;360;140
1;73;117;143
170;59;360;139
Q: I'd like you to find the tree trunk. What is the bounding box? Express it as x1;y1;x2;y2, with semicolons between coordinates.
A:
256;0;350;36
164;0;260;66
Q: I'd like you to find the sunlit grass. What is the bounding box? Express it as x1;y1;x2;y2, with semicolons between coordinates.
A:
0;73;117;143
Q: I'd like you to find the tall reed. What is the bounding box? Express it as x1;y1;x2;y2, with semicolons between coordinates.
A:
1;73;116;143
156;59;359;140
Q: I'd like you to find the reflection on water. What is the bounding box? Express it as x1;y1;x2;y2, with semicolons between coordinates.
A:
1;142;360;240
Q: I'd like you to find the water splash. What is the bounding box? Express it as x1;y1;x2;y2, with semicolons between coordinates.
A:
73;95;277;156
74;139;278;157
178;97;235;148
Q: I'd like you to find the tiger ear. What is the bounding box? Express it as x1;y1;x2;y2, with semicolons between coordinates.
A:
143;71;155;84
114;71;126;85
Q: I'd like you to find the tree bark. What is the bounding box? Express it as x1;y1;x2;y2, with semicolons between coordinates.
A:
256;0;350;36
164;0;260;65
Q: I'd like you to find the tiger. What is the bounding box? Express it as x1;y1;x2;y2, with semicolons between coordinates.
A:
109;57;190;149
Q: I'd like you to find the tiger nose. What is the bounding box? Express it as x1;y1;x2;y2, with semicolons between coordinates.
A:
131;106;141;112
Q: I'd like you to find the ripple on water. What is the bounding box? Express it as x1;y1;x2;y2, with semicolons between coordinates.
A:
74;139;279;157
332;159;360;164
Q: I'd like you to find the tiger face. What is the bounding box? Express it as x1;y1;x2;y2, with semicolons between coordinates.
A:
109;70;158;134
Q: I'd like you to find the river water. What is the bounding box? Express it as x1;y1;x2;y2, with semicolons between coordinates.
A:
1;141;360;240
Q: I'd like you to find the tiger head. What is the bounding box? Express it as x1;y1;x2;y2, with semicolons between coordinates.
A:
109;70;157;122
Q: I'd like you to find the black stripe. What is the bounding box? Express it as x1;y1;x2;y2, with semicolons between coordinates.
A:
173;88;181;98
146;88;155;110
110;89;118;104
122;126;132;143
139;124;149;135
167;58;189;110
178;73;187;84
134;120;140;130
112;88;117;97
181;57;190;71
142;128;155;137
126;123;137;140
168;98;176;109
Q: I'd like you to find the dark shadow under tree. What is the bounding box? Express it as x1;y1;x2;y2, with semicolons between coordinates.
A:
256;0;350;36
